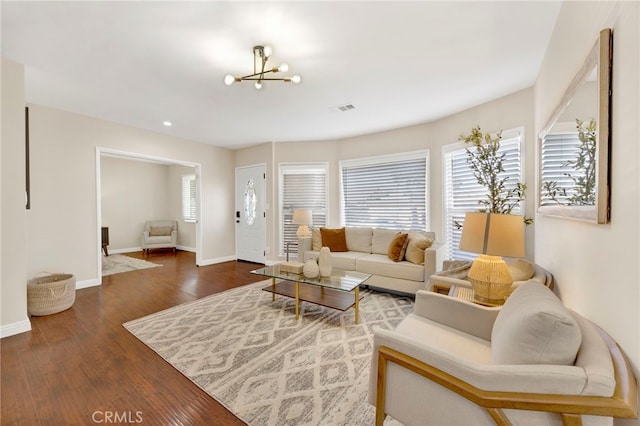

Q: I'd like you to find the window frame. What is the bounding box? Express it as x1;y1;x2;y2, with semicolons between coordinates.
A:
442;127;525;260
339;150;430;231
181;174;197;223
278;162;329;257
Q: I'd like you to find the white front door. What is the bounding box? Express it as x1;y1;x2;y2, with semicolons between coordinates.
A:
235;164;266;263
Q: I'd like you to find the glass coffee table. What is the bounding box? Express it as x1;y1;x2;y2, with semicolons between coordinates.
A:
251;265;371;324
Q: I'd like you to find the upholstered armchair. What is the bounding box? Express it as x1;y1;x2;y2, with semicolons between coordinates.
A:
141;220;177;254
368;281;637;426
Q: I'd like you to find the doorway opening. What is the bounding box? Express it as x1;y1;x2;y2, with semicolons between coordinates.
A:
96;147;202;282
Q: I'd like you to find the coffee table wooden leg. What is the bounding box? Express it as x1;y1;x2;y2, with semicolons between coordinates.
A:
295;281;300;320
355;286;360;324
271;277;275;302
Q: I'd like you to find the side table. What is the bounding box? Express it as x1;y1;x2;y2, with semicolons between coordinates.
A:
448;285;504;307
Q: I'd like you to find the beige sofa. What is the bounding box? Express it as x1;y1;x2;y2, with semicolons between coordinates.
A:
300;227;445;295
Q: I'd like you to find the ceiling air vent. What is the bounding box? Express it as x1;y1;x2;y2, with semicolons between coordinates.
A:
330;103;356;113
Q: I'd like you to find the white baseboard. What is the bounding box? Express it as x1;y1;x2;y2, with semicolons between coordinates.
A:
108;247;142;255
76;278;101;289
176;245;195;253
197;255;237;266
0;319;32;339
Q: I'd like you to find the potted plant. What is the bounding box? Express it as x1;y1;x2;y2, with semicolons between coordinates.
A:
459;126;532;224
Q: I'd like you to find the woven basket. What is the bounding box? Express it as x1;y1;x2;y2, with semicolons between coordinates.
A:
27;273;76;316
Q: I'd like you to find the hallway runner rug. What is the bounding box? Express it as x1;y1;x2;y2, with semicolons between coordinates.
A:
123;280;411;425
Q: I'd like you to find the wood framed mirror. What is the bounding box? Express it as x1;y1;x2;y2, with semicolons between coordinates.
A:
538;28;612;223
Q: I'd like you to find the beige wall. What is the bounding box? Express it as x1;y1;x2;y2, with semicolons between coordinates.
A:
1;58;30;336
241;88;534;262
101;158;196;252
26;105;234;291
535;0;640;383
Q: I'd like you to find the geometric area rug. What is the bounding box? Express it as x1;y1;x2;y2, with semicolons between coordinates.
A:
123;280;412;425
102;254;161;276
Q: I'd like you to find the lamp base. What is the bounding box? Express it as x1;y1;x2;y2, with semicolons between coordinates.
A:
296;225;311;238
467;255;513;305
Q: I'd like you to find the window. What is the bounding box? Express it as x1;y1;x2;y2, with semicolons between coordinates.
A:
279;163;328;256
182;174;196;222
443;129;523;260
340;150;429;230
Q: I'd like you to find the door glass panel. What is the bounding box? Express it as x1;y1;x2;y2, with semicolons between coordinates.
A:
244;179;257;226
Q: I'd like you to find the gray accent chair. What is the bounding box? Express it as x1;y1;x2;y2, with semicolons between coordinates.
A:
141;220;177;254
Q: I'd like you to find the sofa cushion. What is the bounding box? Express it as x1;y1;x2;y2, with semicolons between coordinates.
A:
492;281;582;365
146;235;173;244
303;251;369;270
345;227;373;253
388;233;409;262
372;228;401;255
356;254;425;282
312;228;322;251
320;228;348;252
404;234;433;264
149;226;173;236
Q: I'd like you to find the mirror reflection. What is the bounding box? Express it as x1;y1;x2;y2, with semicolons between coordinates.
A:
538;28;611;223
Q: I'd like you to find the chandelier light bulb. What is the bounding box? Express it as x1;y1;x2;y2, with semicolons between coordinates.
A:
225;45;300;89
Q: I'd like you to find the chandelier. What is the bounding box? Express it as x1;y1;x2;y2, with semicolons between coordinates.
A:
224;45;301;90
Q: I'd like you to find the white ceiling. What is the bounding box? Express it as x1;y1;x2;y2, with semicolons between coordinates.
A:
1;1;561;149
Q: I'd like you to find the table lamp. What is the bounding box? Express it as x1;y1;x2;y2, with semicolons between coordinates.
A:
292;209;313;238
459;212;525;304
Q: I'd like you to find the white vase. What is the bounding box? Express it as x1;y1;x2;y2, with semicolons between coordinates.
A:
303;259;319;278
318;246;332;277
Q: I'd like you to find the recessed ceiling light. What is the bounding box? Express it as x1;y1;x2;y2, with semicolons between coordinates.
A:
162;121;172;127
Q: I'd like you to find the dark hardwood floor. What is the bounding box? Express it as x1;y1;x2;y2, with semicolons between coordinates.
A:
1;251;265;425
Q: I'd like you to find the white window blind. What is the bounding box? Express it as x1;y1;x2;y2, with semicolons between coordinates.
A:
443;131;523;260
182;174;196;222
279;164;328;256
340;151;429;230
540;132;584;206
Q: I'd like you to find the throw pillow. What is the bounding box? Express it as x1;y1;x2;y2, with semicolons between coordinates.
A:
491;281;582;365
507;259;535;281
387;233;409;262
149;226;172;236
372;228;402;254
311;228;322;251
319;228;348;252
404;234;433;264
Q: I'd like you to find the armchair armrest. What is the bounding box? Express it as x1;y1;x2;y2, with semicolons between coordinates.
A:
372;328;588;396
423;242;446;280
428;274;473;293
413;290;499;341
